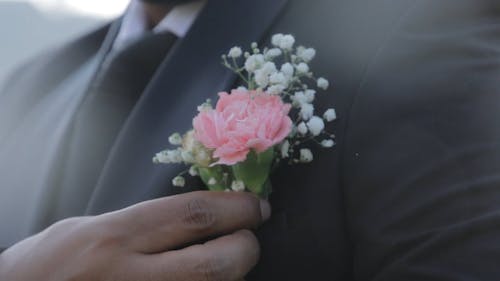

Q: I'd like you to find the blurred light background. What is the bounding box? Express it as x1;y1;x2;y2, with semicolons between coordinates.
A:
0;0;130;88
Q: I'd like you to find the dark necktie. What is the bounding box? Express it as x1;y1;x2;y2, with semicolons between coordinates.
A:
48;31;178;222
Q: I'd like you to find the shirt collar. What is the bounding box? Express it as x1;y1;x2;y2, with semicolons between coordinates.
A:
113;0;206;52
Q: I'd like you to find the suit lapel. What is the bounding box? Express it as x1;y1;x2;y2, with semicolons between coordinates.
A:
86;0;288;214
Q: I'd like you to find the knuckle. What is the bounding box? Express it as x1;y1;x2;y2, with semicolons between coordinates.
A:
77;215;128;252
89;224;127;251
48;217;80;231
183;198;216;232
43;217;84;240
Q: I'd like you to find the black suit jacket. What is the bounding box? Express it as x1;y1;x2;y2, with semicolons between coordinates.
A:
2;0;500;280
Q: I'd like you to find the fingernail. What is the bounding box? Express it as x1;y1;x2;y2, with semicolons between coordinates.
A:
259;199;271;221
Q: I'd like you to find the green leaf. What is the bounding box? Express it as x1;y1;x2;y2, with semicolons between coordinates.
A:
198;166;228;191
232;149;274;198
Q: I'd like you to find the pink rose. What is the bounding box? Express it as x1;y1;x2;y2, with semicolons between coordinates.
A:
193;90;292;165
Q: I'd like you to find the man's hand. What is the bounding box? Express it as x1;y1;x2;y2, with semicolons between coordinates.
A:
0;191;270;281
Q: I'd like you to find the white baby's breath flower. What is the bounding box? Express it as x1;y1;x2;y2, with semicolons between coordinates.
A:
189;166;198;176
269;72;288;87
321;139;335;148
296;62;310;74
237;86;248;91
271;33;284;47
300;103;314;120
281;63;294;78
244;54;265;72
152;153;164;164
254;69;270;88
168;133;182;146
181;151;195;163
279;34;295;50
292;91;307;106
231;180;246;192
323;108;337;122
228;47;242;58
208;178;217;185
297;47;316;62
196;150;211;166
307;116;325;136
261;61;277;73
300;148;314;163
154;149;183;164
297;122;308;135
170;149;183;163
267;84;286;95
317;77;330;90
281;140;290;158
254;62;278;88
197;100;213;112
304;89;316;103
172;176;186;187
265;48;282;59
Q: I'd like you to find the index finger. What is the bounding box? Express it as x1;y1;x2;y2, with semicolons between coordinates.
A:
110;191;270;253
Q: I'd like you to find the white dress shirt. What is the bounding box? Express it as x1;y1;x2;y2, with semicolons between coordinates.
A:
113;0;206;52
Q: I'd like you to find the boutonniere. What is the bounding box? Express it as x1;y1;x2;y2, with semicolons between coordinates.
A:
153;34;336;198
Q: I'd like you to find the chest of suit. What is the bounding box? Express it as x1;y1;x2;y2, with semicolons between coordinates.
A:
0;0;413;280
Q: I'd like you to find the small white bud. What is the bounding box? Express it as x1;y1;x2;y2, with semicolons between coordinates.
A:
172;176;186;187
267;84;286;95
265;48;282;59
297;122;308;135
155;149;183;164
254;69;270;88
196;150;210;163
279;34;295;50
292;91;307;106
300;149;314;163
281;63;294;78
197;100;213;112
304;89;316;103
269;72;288;86
281;140;291;158
261;61;277;73
307;116;325;136
244;54;265;72
231;180;246;192
189;166;198;176
321;139;335;148
298;47;316;62
323;109;337;122
208;178;217;185
296;63;310;74
317;77;329;90
300;103;314;120
271;33;284;46
228;47;242;58
168;133;183;146
181;151;195;163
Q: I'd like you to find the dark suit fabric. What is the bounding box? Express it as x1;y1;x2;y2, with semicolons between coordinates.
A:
1;0;500;280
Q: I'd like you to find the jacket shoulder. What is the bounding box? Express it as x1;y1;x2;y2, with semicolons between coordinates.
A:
1;22;112;99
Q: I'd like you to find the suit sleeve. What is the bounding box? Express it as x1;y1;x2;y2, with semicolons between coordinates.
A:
343;1;500;280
